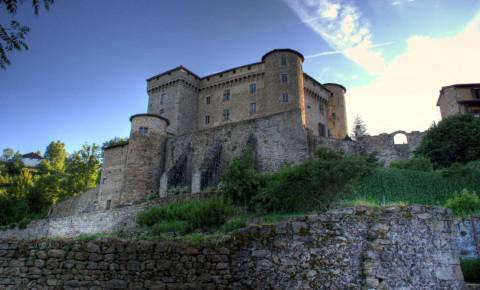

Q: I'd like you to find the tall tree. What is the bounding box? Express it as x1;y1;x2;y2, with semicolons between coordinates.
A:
1;148;14;161
351;116;368;139
43;141;67;173
65;144;101;196
0;0;55;69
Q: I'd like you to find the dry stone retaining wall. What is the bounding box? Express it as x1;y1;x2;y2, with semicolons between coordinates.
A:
0;205;464;289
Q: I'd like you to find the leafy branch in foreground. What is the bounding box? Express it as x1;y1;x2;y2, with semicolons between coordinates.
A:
0;0;55;69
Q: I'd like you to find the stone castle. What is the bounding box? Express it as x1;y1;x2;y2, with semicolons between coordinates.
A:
98;49;351;210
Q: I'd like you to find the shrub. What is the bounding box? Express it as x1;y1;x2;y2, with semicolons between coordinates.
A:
220;216;247;233
314;147;343;160
461;259;480;283
166;186;189;196
252;153;373;213
389;157;433;172
221;146;261;207
153;220;190;235
444;189;480;218
137;197;235;234
415;114;480;168
146;192;158;201
18;218;31;229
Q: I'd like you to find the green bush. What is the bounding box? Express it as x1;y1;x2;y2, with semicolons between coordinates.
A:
220;216;247;233
166;186;189;196
314;147;343;160
461;259;480;283
445;189;480;218
415;114;480;168
137;197;235;234
18;218;31;229
252;153;373;213
389;157;433;172
146;192;158;201
153;220;190;235
221;146;261;207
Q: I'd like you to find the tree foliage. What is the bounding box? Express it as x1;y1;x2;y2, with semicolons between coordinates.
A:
415;114;480;168
0;140;101;226
0;0;54;69
351;115;367;139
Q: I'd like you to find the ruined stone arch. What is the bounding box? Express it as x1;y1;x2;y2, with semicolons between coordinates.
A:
390;130;409;145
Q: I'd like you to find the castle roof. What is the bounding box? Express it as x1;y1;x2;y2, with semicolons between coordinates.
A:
261;49;304;62
129;113;170;126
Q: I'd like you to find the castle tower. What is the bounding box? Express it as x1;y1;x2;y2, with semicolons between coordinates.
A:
146;67;200;135
262;49;305;121
324;83;348;139
121;114;169;205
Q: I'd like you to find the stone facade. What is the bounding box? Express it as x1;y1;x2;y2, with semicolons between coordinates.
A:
357;130;425;165
0;205;465;289
437;83;480;119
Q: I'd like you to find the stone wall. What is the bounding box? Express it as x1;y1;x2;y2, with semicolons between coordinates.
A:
48;188;99;219
0;206;464;289
357;130;425;165
161;109;310;194
455;217;480;259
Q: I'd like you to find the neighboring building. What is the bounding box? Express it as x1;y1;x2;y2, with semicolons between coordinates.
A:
437;83;480;119
97;49;350;210
21;152;43;167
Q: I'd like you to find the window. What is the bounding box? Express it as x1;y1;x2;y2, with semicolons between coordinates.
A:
206;95;211;104
281;55;287;66
473;88;480;99
282;93;289;103
319;102;325;114
159;109;165;116
318;123;326;137
250;102;256;114
223;109;230;121
106;200;111;210
139;127;149;135
281;74;288;84
160;93;166;104
102;178;107;184
249;83;256;94
223;89;230;101
205;115;210;124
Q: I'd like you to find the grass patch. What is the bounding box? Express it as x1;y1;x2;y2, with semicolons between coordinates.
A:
344;168;480;206
461;259;480;283
445;189;480;218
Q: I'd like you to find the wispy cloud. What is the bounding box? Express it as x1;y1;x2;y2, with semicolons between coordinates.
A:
284;0;387;74
306;41;394;59
391;0;415;6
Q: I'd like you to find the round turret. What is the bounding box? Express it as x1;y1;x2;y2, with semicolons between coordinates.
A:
262;49;305;116
122;114;169;204
324;83;348;139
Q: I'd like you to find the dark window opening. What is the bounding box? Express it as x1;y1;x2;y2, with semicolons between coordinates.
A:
282;93;289;103
139;127;149;135
223;89;230;101
223;109;230;121
250;102;256;114
206;95;211;104
106;200;111;210
281;73;288;84
281;55;287;66
250;83;256;94
205;115;210;124
318;123;326;137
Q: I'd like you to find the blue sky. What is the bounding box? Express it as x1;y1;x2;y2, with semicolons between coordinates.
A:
1;0;479;154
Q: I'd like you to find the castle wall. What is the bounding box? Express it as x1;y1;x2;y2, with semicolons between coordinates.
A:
48;188;99;219
357;130;425;165
303;76;329;137
0;206;464;289
197;65;266;130
162;109;309;193
98;144;128;210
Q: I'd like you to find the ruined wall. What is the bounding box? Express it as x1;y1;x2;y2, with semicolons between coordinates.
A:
162;109;309;194
455;217;480;259
48;188;99;219
0;206;464;289
98;144;129;210
307;134;357;156
357;130;425;165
